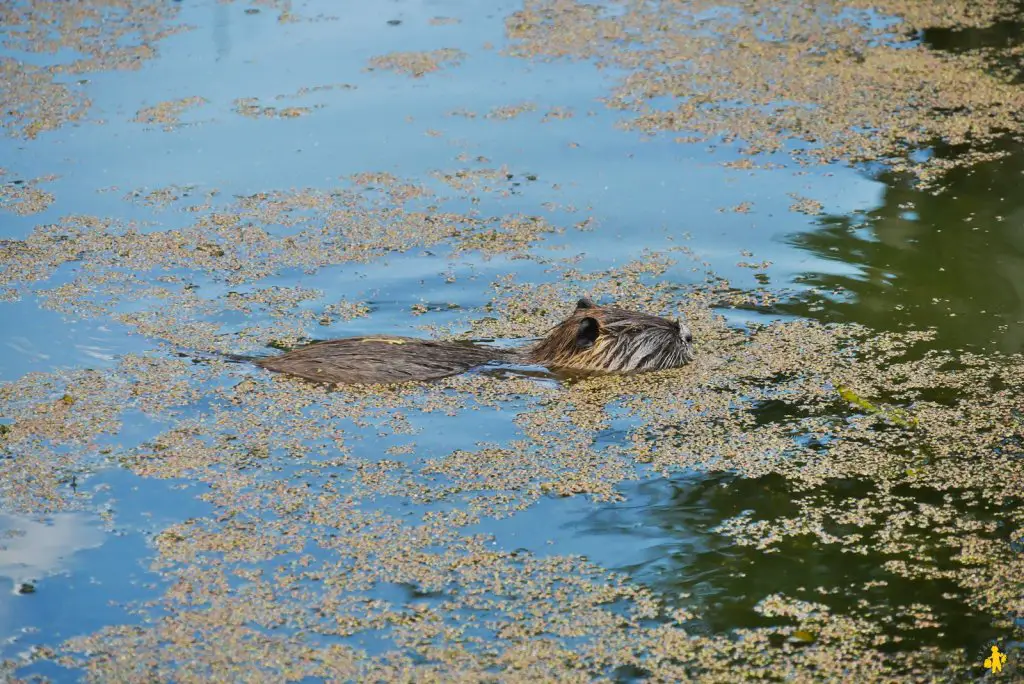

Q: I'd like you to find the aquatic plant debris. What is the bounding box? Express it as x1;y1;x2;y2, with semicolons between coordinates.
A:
134;96;209;130
366;48;467;78
0;172;57;215
0;0;1022;681
2;255;1022;679
504;0;1024;186
0;0;187;138
835;383;919;429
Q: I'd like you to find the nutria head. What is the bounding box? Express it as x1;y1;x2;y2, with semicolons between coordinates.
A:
525;297;695;373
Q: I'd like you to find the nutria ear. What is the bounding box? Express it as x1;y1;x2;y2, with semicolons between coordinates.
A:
575;317;600;349
576;297;596;310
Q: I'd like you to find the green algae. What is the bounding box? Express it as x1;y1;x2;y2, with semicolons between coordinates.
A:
835;383;919;429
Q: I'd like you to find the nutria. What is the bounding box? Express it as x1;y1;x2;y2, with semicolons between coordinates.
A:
251;297;694;385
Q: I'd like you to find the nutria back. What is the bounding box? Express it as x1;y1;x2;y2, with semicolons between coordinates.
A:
255;336;508;385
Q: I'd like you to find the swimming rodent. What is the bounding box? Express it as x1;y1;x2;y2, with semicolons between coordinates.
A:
242;297;695;385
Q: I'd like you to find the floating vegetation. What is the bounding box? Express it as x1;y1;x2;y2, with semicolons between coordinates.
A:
504;0;1024;185
1;0;1023;681
366;48;467;77
134;96;208;130
835;383;919;429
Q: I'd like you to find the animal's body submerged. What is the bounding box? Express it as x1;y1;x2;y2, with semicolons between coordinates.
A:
254;298;695;385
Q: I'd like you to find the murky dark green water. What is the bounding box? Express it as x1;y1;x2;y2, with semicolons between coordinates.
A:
1;1;1022;681
780;144;1024;353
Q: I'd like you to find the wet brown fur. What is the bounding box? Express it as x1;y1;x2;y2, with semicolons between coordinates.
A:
524;298;694;373
254;298;694;385
255;336;506;385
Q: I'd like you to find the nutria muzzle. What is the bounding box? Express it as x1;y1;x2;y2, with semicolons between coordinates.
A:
253;297;695;385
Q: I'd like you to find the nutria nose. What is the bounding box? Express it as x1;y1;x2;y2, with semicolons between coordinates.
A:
685;332;693;344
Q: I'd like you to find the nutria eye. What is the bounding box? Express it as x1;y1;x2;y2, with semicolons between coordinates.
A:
576;297;596;310
576;317;599;349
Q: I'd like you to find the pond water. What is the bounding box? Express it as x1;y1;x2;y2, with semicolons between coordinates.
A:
1;0;1022;681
